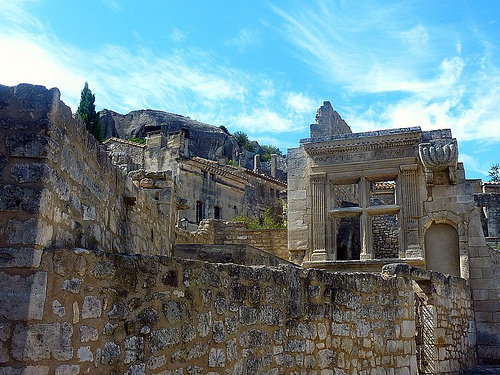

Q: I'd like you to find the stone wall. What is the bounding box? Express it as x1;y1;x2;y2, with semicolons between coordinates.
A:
469;242;500;363
0;248;477;374
176;219;289;261
0;84;173;258
475;184;500;239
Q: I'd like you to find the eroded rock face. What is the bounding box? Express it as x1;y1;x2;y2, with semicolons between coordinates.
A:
99;109;239;161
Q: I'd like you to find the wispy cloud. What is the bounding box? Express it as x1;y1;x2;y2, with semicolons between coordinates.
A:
0;1;305;141
224;28;259;53
171;28;186;43
101;0;122;12
273;0;500;143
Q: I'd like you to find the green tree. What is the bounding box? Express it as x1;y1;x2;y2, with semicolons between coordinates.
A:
489;164;500;182
259;145;284;162
78;82;103;141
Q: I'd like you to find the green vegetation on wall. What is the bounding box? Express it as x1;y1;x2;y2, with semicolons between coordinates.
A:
233;208;286;229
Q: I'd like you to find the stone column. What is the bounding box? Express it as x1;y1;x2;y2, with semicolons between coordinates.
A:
311;173;327;261
400;164;423;258
359;177;373;260
270;154;277;178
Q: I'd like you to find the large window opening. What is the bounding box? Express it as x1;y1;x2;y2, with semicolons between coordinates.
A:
330;177;400;260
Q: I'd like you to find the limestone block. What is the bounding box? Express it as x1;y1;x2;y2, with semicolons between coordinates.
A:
6;218;52;247
81;295;102;319
61;148;83;184
52;300;66;317
79;325;98;343
55;365;80;375
197;312;212;337
124;336;144;364
259;306;283;326
11;322;73;361
208;348;225;368
100;341;121;365
0;247;42;268
0;271;47;320
213;321;226;343
239;306;257;325
61;278;83;294
125;363;146;375
0;185;41;213
149;328;180;353
6;133;58;161
146;354;167;369
0;366;49;375
226;338;237;361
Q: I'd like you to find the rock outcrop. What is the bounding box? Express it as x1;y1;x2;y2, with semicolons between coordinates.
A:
100;109;239;161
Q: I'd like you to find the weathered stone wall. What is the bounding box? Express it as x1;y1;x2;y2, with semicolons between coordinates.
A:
469;242;500;364
0;249;477;374
372;215;399;259
0;84;173;258
176;219;289;261
0;249;412;374
432;272;477;372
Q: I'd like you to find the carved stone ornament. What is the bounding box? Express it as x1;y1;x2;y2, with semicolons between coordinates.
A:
418;139;458;186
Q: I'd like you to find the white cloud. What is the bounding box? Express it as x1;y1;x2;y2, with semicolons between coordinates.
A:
233;109;294;133
285;92;317;114
171;28;186;43
274;1;500;144
224;29;259;53
401;25;429;54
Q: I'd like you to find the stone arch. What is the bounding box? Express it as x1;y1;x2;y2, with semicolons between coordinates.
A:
420;211;469;278
424;221;460;277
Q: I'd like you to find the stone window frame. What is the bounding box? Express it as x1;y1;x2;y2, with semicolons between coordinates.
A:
329;175;401;260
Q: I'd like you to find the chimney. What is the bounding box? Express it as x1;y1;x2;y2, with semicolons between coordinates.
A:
270;154;277;178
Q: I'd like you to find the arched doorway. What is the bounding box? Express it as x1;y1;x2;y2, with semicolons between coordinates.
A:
424;223;460;276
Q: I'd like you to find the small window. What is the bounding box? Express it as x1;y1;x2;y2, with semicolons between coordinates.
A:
196;201;204;223
214;206;221;220
201;170;208;179
210;173;215;181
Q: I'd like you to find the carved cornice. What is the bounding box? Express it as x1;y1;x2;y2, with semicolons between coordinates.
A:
302;129;422;157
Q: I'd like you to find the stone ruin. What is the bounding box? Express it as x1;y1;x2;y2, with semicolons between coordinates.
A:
0;85;499;374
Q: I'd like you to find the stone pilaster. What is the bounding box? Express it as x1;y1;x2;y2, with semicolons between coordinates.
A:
310;173;327;261
359;177;373;260
400;164;423;258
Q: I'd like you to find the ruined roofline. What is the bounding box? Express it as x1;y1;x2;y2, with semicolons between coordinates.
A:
187;156;249;183
300;126;423;144
188;156;287;188
243;168;287;188
103;136;146;148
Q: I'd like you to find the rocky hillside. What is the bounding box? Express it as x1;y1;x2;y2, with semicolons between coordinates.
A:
99;109;240;161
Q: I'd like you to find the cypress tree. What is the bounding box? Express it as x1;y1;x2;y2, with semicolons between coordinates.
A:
77;82;103;141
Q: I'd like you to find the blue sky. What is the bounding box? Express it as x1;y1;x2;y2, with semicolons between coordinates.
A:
1;0;499;180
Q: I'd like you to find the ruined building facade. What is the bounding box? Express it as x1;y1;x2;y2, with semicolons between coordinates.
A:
0;85;499;374
104;131;286;232
288;100;500;364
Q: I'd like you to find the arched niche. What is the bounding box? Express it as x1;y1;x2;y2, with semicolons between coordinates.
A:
424;223;460;276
